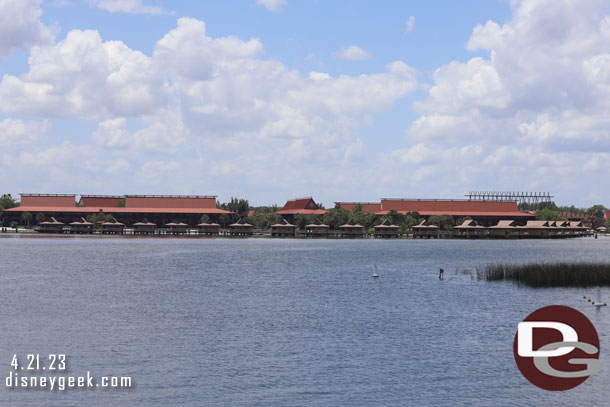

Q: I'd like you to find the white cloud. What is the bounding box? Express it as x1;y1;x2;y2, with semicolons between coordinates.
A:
94;0;167;15
335;45;371;61
0;17;418;202
384;0;610;206
405;16;415;33
0;0;54;56
0;118;49;148
256;0;286;12
0;29;171;118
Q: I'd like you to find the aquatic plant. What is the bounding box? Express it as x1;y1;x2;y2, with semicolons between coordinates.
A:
478;262;610;288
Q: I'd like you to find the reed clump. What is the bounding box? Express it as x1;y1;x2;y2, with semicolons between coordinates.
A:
478;262;610;288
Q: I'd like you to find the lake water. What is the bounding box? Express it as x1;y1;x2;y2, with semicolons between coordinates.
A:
0;235;609;406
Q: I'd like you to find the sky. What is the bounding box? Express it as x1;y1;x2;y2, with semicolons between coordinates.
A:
1;0;609;208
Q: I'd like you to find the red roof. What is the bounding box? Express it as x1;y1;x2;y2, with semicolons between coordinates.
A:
5;206;231;214
380;199;521;213
21;194;75;207
275;209;327;215
605;209;610;219
337;202;381;213
80;196;123;207
125;195;217;209
276;197;326;215
375;210;534;217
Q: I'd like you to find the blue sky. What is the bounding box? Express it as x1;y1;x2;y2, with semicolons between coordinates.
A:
1;0;609;207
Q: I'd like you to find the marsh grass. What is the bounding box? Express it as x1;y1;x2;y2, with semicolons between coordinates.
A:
478;262;610;288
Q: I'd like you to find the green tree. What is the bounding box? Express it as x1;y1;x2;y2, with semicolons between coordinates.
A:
200;214;209;224
295;214;318;229
219;213;232;228
403;211;422;229
387;210;405;226
586;204;605;219
117;198;126;207
220;197;249;218
0;194;18;210
536;208;567;221
10;221;18;230
428;214;454;230
323;206;350;230
86;213;114;223
20;211;32;227
36;212;46;224
251;212;283;229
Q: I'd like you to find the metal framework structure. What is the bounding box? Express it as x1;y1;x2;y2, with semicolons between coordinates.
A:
465;191;554;205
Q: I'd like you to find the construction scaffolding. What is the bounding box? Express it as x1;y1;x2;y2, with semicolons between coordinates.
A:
465;191;554;205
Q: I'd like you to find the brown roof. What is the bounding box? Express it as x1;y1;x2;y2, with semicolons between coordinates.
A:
21;194;75;207
197;222;219;227
271;219;296;228
101;220;124;226
229;221;253;227
489;220;517;228
375;210;533;217
79;195;123;207
125;195;217;209
558;211;586;220
133;221;156;226
377;199;532;218
40;216;65;225
276;197;326;215
337;202;382;213
412;220;439;229
375;220;399;229
381;198;520;212
5;206;231;214
453;219;485;229
69;217;93;226
339;223;364;228
522;220;550;228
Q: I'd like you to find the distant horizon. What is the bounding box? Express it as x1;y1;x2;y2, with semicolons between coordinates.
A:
1;1;608;208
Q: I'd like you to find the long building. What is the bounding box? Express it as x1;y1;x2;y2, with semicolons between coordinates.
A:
3;193;232;226
337;198;534;226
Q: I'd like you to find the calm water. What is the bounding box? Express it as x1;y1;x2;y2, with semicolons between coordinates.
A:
0;235;609;406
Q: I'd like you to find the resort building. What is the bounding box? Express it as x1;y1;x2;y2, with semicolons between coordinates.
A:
164;222;188;235
133;221;156;235
38;217;65;233
197;222;220;236
302;221;330;238
99;217;125;234
488;220;520;238
335;202;381;213
276;197;326;224
338;223;365;238
412;220;440;238
373;220;400;238
338;198;534;226
3;193;232;227
228;220;254;236
69;217;94;234
270;219;297;237
452;219;488;239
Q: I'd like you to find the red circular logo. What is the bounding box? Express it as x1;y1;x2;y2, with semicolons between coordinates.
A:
513;305;600;391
